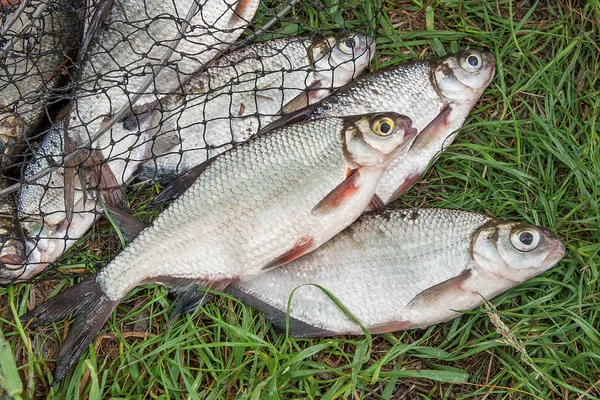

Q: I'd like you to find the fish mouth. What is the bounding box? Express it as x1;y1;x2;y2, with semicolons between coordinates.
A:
541;240;567;269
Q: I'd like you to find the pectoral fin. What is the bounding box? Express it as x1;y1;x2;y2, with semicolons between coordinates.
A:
258;103;320;135
281;82;323;115
88;150;128;210
407;105;452;153
388;173;421;204
367;194;385;211
407;269;472;309
312;169;360;215
262;235;314;271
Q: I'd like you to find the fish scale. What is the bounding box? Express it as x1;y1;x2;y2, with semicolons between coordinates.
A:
95;113;415;300
138;33;375;181
228;208;565;336
22;112;416;382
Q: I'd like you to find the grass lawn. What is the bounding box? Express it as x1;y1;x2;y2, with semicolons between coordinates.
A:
1;0;599;398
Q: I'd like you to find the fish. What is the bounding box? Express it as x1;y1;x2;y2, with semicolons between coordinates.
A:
67;0;260;149
3;106;161;283
262;50;496;206
224;208;566;336
0;0;80;164
137;32;376;182
22;112;418;382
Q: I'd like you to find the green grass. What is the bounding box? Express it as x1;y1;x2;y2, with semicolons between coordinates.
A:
1;0;599;398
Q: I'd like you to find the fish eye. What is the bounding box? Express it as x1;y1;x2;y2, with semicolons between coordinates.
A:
460;52;483;73
509;227;541;252
371;117;395;136
338;34;357;55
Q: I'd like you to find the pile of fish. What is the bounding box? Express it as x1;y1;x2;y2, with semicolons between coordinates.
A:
0;0;565;384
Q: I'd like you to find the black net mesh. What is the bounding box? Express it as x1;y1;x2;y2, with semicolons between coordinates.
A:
0;0;384;283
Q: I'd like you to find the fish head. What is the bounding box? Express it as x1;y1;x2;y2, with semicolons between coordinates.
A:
471;220;566;283
310;32;376;87
431;50;496;103
342;113;418;168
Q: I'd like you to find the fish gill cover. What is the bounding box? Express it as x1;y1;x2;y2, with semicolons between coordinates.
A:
0;0;380;283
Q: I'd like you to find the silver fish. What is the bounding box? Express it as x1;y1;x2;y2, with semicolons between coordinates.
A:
0;0;79;162
22;112;417;382
68;0;259;149
265;50;496;205
138;32;375;182
227;208;566;336
7;108;161;283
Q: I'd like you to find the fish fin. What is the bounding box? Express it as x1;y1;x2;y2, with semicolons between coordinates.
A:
258;102;320;135
102;203;146;242
225;285;337;337
407;106;452;153
229;0;253;25
21;277;119;384
312;169;361;216
88;150;128;210
368;320;411;334
387;173;421;204
151;157;216;205
167;286;215;324
261;235;314;271
367;194;385;211
152;277;231;323
407;269;472;309
280;82;323;115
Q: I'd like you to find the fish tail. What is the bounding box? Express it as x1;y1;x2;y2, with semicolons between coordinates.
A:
21;277;119;383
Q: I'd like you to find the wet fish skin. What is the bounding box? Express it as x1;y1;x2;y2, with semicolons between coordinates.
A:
69;0;259;149
138;32;376;182
227;208;566;336
0;0;80;163
267;50;496;205
22;112;417;382
7;111;156;283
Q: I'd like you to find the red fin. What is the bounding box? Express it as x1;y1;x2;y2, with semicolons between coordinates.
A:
407;269;472;309
388;173;421;204
369;320;411;334
367;194;385;211
407;106;452;153
281;81;323;115
230;0;253;24
312;169;360;215
262;235;314;271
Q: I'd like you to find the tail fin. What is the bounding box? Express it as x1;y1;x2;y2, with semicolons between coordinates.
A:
21;277;119;383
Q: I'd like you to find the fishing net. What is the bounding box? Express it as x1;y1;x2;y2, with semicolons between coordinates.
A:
0;0;387;283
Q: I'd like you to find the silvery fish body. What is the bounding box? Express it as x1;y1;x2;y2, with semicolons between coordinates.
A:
138;33;375;182
22;112;417;382
270;50;496;205
229;208;566;336
9;113;158;282
0;0;79;162
68;0;259;149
